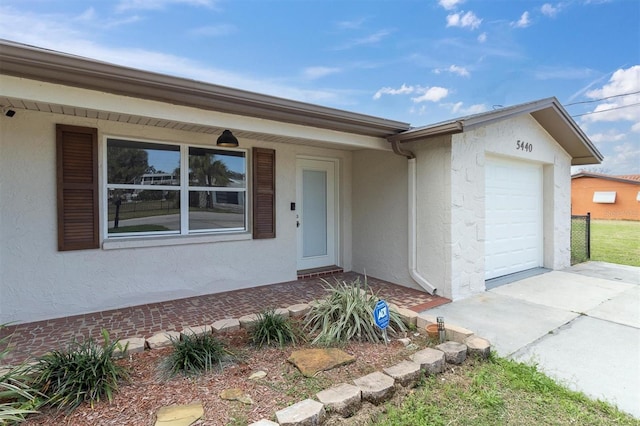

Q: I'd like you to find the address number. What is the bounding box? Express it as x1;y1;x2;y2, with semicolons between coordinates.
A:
516;140;533;152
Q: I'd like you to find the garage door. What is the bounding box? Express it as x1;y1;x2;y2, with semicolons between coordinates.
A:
485;156;543;280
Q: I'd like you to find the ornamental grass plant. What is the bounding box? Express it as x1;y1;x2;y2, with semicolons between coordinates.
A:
161;332;231;379
0;326;40;423
29;329;129;411
250;308;304;348
305;276;406;345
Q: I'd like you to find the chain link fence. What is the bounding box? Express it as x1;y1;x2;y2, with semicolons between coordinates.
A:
571;212;591;265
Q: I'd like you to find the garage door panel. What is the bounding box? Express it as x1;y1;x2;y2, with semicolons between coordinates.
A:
485;157;543;280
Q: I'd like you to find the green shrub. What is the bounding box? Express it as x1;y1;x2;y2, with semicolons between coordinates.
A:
305;276;406;345
30;329;129;411
250;309;303;348
1;326;40;423
161;332;230;378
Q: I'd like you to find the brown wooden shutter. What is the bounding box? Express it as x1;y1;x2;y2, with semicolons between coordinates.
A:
252;148;276;239
56;124;99;251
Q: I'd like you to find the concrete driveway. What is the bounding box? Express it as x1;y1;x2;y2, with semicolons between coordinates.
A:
423;261;640;418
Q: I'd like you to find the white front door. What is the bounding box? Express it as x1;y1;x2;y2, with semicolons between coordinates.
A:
296;158;336;270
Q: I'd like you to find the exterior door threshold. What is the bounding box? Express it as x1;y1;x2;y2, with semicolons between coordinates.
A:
297;265;343;279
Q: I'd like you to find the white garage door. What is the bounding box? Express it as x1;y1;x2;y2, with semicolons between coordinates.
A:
485;156;543;280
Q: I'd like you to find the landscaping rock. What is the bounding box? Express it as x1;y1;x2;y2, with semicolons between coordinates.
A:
180;325;210;338
436;341;467;364
383;360;422;387
288;348;355;377
155;403;203;426
416;313;437;330
212;318;240;333
147;331;180;350
274;307;290;319
353;371;395;405
239;313;260;329
398;337;412;346
220;388;253;405
445;324;474;343
114;337;146;357
287;303;311;318
410;347;445;375
316;383;361;417
248;421;279;426
393;307;418;327
465;335;491;359
248;370;267;380
275;398;325;426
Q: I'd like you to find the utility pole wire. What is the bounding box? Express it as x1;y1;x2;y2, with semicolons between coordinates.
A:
566;90;640;106
570;102;640;117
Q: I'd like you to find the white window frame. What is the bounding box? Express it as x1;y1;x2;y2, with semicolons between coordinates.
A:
103;136;248;240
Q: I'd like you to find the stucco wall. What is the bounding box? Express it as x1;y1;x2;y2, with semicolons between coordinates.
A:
0;109;354;323
351;149;418;290
449;114;573;299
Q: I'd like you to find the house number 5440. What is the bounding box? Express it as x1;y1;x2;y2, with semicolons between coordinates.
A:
516;140;533;152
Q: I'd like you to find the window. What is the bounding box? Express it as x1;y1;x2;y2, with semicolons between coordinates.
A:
106;138;246;237
593;191;616;204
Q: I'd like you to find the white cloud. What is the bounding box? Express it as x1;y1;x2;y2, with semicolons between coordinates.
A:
477;32;487;43
335;29;393;50
335;18;366;30
446;11;482;30
373;83;415;100
412;86;449;103
541;3;559;17
588;130;627;143
598;141;640;175
116;0;214;12
450;102;488;115
303;66;341;80
435;64;470;77
512;11;531;28
188;24;235;37
632;122;640;133
438;0;464;10
582;65;640;123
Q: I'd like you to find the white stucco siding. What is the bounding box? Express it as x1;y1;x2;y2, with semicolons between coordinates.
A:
0;109;354;323
450;114;572;299
351;150;418;290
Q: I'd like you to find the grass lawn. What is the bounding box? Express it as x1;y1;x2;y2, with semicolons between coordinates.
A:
590;220;640;267
372;355;637;426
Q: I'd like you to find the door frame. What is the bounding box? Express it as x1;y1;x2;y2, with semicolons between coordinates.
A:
296;156;340;271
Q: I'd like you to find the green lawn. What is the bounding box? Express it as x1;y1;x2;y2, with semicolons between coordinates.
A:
590;220;640;267
372;355;637;426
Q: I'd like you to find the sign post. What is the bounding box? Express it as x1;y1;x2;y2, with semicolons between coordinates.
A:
373;300;390;345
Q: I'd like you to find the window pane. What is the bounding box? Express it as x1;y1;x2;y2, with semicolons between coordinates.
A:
108;189;180;234
107;139;180;185
188;148;245;188
188;190;245;231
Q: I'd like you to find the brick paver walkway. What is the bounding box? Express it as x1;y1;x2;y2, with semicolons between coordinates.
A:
0;272;449;364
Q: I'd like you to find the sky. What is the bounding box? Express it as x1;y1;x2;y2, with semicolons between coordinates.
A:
1;0;638;174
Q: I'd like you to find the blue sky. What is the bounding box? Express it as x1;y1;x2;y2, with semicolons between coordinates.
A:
1;0;638;174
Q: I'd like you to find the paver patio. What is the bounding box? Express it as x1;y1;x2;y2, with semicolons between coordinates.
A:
0;272;448;364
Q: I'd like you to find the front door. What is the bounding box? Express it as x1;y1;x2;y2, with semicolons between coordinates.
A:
296;158;336;271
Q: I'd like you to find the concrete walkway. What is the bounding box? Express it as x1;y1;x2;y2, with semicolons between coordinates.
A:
423;261;640;418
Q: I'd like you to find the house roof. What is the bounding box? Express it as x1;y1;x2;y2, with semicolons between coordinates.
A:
389;97;603;166
571;172;640;185
0;39;410;139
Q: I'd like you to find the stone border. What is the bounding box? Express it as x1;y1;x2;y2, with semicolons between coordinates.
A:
112;303;491;425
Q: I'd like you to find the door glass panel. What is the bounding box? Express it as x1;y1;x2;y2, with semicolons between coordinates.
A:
302;170;327;257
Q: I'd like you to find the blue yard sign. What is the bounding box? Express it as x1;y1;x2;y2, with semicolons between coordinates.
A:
373;300;390;330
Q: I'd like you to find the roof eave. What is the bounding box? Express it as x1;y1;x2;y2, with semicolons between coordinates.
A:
0;40;410;138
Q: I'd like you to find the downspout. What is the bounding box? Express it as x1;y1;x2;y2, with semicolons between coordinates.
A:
390;139;437;295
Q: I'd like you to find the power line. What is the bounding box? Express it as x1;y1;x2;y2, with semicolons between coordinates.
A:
571;102;640;117
566;90;640;106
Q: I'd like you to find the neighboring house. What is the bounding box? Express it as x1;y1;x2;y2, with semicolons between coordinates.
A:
571;172;640;220
0;40;603;324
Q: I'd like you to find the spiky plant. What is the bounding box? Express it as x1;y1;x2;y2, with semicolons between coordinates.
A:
30;329;129;411
304;276;406;345
161;332;231;378
1;326;40;423
250;309;304;348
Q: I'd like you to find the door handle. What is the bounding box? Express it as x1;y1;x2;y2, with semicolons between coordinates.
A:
296;221;300;228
